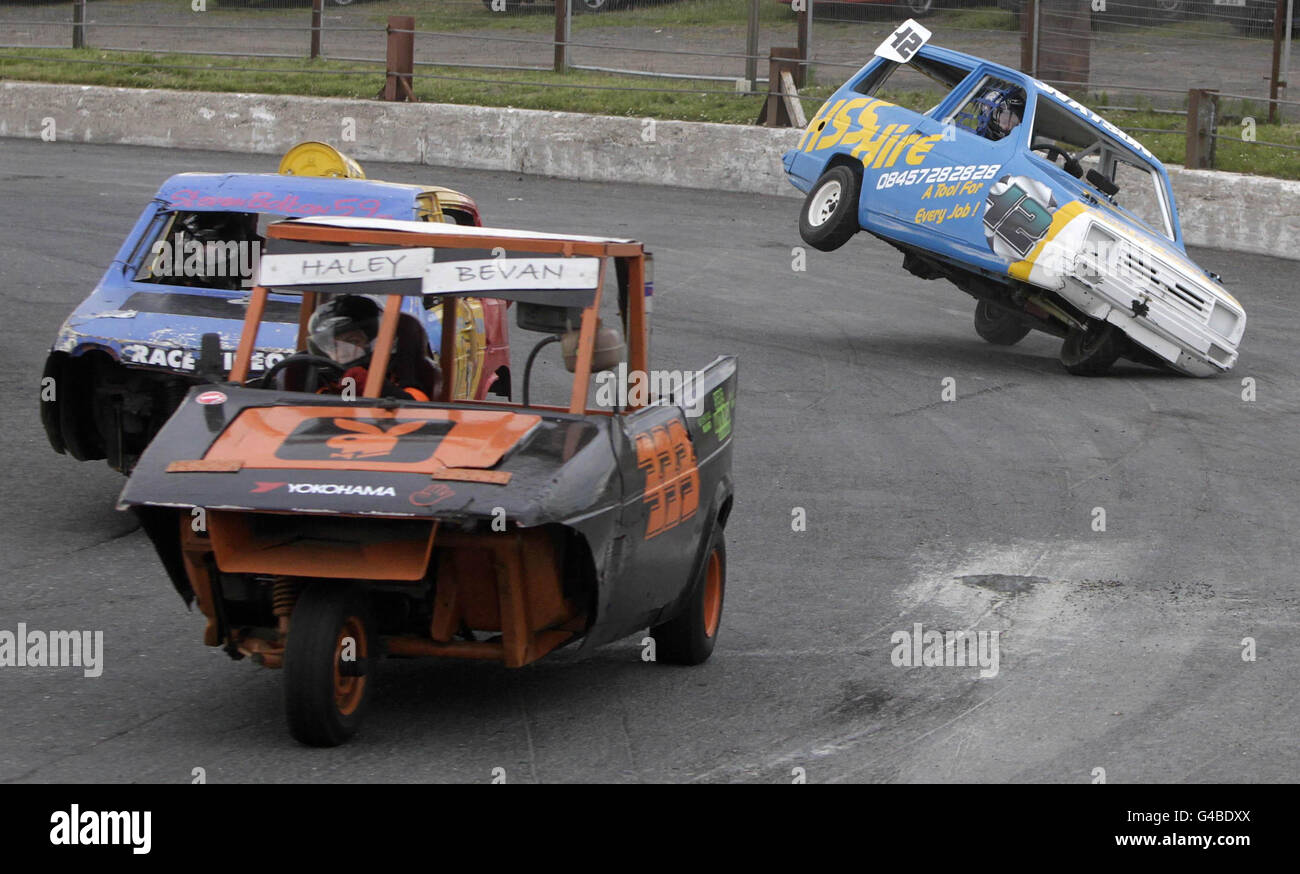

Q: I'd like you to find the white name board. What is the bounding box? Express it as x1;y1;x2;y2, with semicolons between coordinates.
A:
423;257;600;294
874;19;931;64
258;247;434;286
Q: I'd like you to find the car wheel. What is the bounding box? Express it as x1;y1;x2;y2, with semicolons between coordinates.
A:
895;0;937;18
799;166;861;252
284;584;376;747
1060;322;1123;376
574;0;619;12
651;529;726;666
973;300;1032;346
1143;0;1186;21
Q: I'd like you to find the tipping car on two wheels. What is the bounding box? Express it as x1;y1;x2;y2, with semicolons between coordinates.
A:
785;21;1246;377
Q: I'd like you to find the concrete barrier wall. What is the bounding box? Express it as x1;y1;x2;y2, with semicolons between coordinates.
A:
3;81;1296;259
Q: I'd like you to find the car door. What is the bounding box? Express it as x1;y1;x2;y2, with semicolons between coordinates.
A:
878;71;1035;271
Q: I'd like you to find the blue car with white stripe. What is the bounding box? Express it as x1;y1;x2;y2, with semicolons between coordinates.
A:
783;21;1246;377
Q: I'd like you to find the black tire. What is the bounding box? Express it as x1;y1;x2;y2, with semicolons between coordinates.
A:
799;166;861;252
284;584;376;747
973;300;1032;346
894;0;937;18
1060;322;1123;376
1142;0;1187;22
651;529;726;666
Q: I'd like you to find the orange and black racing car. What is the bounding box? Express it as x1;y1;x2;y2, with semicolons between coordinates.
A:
117;216;738;746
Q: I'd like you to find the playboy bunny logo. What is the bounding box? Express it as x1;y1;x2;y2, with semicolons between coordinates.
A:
326;419;426;460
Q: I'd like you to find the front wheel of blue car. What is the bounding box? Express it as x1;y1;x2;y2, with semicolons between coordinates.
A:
651;529;726;666
1060;322;1123;376
974;301;1032;346
800;166;861;252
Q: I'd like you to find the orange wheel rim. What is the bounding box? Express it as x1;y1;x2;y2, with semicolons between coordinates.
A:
333;617;367;717
702;549;723;639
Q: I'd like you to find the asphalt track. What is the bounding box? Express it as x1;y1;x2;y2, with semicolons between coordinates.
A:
2;139;1298;783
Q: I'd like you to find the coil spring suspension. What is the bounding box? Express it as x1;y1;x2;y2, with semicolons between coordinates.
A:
272;579;303;637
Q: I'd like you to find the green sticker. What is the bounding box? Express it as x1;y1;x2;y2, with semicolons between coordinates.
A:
712;387;732;441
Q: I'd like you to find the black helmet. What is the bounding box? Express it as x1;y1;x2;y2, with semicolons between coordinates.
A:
307;295;383;367
976;87;1025;141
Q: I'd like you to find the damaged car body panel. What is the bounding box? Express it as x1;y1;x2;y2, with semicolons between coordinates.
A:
117;217;737;745
783;22;1246;377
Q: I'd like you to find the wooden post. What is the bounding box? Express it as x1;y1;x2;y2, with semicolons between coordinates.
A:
383;16;416;102
1185;88;1218;170
745;0;760;89
310;0;323;60
756;48;804;128
555;0;570;74
72;0;86;49
795;0;811;88
1020;0;1035;75
1268;0;1286;124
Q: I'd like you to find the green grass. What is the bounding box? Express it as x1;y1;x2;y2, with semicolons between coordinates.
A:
2;47;1295;178
0;47;833;123
1106;108;1300;180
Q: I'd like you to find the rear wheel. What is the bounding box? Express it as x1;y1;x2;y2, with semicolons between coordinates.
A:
894;0;937;18
284;584;376;747
1060;322;1123;376
973;300;1032;346
651;529;726;666
799;166;861;252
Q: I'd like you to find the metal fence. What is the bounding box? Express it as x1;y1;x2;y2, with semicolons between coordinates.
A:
2;0;1295;166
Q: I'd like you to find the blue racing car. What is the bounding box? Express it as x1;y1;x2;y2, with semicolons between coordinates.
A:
41;143;511;473
784;21;1246;377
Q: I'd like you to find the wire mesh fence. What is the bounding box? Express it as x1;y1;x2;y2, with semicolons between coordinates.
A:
1;0;1294;170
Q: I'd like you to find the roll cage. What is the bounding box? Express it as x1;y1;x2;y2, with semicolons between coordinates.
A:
230;218;651;416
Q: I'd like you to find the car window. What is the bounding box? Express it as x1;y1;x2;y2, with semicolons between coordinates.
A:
1031;95;1175;240
134;210;266;290
853;55;972;116
946;76;1026;142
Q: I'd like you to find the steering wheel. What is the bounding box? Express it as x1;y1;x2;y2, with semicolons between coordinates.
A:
259;353;347;393
1031;143;1083;178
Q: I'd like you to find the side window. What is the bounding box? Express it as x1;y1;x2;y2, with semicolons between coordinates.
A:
134;211;262;291
948;77;1026;142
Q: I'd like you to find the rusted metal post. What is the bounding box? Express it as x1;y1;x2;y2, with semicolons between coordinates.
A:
1269;0;1286;123
555;0;570;73
310;0;323;60
745;0;760;88
1185;88;1218;170
384;16;416;102
72;0;86;49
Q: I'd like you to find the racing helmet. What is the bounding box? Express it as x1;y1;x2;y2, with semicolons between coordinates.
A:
975;87;1025;141
307;294;384;368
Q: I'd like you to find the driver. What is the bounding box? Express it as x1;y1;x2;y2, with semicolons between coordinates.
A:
975;87;1025;141
306;294;435;402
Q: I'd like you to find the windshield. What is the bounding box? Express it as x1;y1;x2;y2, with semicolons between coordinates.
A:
1030;94;1175;240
